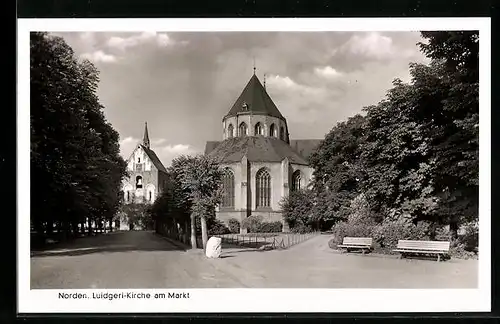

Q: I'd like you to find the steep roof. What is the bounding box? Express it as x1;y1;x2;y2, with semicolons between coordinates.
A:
141;145;168;173
205;137;309;165
225;74;285;120
289;139;323;162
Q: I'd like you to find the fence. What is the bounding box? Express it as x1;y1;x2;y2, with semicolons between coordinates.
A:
215;231;321;250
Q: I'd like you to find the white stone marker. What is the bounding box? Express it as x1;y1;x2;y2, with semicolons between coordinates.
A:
205;236;222;258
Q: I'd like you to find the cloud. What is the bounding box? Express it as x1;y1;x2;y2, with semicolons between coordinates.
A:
268;74;327;97
314;66;343;79
338;32;417;61
54;31;428;151
157;144;199;166
106;32;179;51
80;50;117;63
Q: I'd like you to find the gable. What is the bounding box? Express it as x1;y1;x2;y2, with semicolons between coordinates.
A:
126;144;167;173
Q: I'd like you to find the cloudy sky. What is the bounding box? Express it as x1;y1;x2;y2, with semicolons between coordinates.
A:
53;31;429;166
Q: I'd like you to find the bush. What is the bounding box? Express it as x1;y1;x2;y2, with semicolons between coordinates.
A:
460;222;478;252
228;218;241;234
291;223;314;234
449;239;478;259
208;220;230;235
242;215;263;233
328;238;337;249
372;219;430;252
331;221;376;246
257;221;283;233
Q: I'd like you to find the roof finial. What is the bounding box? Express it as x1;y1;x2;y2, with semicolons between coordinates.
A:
263;73;266;90
253;56;256;75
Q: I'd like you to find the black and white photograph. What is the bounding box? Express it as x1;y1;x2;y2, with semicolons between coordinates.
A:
19;18;490;313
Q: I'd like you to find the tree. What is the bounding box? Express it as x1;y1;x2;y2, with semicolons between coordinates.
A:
280;189;315;231
30;32;126;242
172;155;224;250
308;114;368;225
306;31;478;237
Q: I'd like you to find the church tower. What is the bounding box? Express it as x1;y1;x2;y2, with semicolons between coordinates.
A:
204;73;321;232
143;122;150;149
221;74;290;143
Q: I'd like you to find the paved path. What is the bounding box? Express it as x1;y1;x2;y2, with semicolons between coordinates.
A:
31;231;478;289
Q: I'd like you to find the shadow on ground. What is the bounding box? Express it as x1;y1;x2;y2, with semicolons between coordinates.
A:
31;231;187;257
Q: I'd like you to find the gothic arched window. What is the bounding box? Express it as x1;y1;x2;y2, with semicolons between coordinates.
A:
254;122;263;136
292;170;302;192
239;122;248;137
269;123;277;137
136;176;143;189
279;126;285;140
256;168;271;208
221;169;235;208
227;124;234;138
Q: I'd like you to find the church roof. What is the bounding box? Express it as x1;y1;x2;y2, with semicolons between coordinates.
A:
204;137;309;165
289;139;323;162
140;145;168;173
225;74;285;120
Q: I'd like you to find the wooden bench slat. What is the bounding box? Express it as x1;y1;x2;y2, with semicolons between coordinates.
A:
393;249;447;254
342;237;373;246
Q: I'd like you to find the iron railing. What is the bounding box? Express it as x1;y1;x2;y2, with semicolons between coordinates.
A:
215;231;321;250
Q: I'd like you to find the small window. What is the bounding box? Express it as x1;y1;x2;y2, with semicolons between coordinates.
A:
227;124;234;138
239;122;248;137
127;191;130;201
136;176;143;189
292;170;302;192
254;122;263;136
138;157;141;163
149;191;152;201
269;123;277;137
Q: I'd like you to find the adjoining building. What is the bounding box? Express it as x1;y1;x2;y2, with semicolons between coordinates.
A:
120;123;169;230
204;73;322;231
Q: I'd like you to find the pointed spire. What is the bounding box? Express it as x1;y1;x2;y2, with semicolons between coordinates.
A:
263;73;266;90
143;122;150;148
253;56;256;75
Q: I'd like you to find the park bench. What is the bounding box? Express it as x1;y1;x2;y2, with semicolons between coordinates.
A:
393;240;450;262
337;237;373;254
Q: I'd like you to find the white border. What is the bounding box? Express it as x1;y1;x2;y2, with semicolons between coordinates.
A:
18;18;491;313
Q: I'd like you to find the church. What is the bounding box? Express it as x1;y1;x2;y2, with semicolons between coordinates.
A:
120;123;169;229
204;72;322;232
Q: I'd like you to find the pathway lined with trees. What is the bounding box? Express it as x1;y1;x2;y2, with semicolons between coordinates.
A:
30;32;127;247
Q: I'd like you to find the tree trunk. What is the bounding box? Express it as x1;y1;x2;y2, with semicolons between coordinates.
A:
190;213;197;249
450;221;459;240
184;220;189;244
62;220;70;241
71;221;79;238
46;220;54;236
87;218;93;236
201;215;208;250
